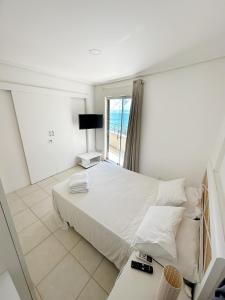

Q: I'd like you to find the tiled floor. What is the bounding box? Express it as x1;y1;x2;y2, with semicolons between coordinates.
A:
7;167;119;300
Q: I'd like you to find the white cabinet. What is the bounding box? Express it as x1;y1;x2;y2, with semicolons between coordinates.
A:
77;152;102;168
12;91;86;183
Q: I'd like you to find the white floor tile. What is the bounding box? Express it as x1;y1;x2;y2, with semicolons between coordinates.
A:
53;167;82;181
25;235;67;285
41;210;63;232
37;254;90;300
71;239;103;274
18;220;50;254
16;184;39;197
13;209;38;232
93;259;119;293
53;172;71;182
77;279;108;300
65;167;81;175
54;227;81;251
13;168;118;300
37;177;58;188
41;182;57;195
30;197;53;218
7;192;20;202
34;288;42;300
21;189;49;208
7;194;27;216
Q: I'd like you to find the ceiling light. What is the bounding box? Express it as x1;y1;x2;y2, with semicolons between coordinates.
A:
88;48;102;55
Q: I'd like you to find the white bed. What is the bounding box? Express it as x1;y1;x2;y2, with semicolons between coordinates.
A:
52;162;159;269
193;118;225;300
52;118;225;299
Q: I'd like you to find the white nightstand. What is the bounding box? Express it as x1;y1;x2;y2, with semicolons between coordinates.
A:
77;152;103;169
108;252;192;300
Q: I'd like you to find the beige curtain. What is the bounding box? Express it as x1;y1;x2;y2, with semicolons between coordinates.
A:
123;79;144;172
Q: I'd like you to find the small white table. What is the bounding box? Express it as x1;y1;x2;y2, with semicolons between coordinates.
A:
77;152;103;169
108;252;192;300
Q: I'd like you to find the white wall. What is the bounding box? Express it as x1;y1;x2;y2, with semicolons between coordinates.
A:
211;115;225;197
0;63;90;94
0;63;94;192
95;58;225;185
0;90;30;193
12;91;87;183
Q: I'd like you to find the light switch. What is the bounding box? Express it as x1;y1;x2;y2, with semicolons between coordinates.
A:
48;130;55;137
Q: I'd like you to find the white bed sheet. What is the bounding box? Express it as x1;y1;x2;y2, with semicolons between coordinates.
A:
52;162;159;269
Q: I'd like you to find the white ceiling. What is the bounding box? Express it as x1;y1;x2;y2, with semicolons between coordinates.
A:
0;0;225;84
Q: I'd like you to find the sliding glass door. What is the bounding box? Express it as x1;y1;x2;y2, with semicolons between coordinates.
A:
106;97;131;166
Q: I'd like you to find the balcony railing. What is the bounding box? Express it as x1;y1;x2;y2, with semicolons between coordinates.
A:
108;131;126;165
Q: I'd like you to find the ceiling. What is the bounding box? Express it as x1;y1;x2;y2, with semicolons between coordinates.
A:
0;0;225;84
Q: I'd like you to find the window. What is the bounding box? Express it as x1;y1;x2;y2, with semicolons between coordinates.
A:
106;97;132;166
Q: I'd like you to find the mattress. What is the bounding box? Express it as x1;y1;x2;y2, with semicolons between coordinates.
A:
52;162;159;269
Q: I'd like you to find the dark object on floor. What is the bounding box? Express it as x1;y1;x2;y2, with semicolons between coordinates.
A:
213;278;225;300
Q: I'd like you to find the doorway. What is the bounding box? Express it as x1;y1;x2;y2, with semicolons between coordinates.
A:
106;97;132;166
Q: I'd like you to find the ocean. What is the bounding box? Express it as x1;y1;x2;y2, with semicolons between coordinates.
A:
109;111;130;135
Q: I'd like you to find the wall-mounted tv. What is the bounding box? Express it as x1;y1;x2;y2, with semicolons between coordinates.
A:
79;114;103;130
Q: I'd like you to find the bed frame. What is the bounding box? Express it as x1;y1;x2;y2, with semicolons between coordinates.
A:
194;119;225;300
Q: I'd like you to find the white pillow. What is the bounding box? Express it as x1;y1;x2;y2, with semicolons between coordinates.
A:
183;187;202;219
176;217;200;282
132;206;185;261
185;187;202;206
158;217;200;283
156;178;187;206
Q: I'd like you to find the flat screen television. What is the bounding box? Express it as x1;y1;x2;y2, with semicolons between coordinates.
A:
79;114;103;129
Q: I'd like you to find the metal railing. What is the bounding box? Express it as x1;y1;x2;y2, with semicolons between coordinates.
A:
109;122;128;137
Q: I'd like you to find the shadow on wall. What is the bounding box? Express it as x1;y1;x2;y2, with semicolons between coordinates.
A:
134;30;225;78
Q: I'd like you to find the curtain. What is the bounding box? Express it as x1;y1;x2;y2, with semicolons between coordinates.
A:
123;79;144;172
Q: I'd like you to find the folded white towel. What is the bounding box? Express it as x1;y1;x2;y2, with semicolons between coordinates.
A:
68;172;89;194
69;172;88;188
70;188;89;194
70;184;89;190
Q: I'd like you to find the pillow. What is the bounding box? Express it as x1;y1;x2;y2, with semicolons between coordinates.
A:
158;217;200;283
185;187;202;206
156;178;187;206
183;187;202;219
176;217;200;282
132;206;185;261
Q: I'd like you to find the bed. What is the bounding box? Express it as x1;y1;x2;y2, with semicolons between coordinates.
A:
52;118;225;299
52;161;159;269
193;119;225;300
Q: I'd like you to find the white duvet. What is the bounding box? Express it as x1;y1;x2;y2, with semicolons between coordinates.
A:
52;162;159;269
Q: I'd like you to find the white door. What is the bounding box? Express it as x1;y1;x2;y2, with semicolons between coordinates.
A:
53;97;86;173
12;91;86;183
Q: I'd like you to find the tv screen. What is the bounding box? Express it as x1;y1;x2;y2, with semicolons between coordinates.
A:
79;114;103;129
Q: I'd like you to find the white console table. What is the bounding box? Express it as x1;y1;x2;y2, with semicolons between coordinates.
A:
77;152;102;169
